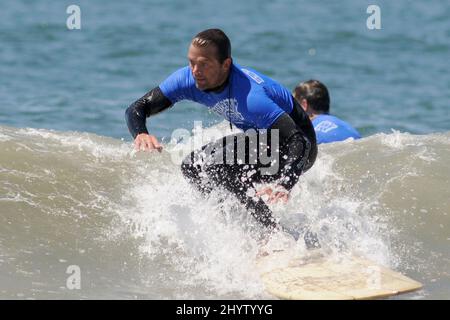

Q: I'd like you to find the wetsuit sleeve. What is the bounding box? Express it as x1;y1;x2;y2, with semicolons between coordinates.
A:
125;87;172;139
270;112;312;191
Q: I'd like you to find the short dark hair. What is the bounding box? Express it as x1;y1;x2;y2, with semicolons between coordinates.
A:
293;80;330;114
192;28;231;63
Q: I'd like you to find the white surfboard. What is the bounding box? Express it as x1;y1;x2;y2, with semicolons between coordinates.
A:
257;251;422;300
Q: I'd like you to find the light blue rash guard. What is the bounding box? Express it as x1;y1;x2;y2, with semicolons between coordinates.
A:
159;63;294;131
312;114;361;144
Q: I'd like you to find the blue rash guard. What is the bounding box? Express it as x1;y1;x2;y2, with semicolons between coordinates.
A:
159;63;293;131
312;114;361;144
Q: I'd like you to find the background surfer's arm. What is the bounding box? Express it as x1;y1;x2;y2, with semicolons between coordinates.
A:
270;113;308;191
125;87;173;139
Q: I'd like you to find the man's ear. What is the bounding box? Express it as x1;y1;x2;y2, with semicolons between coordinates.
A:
222;57;232;71
300;99;308;112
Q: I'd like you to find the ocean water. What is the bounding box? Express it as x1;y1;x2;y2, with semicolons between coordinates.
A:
0;0;449;299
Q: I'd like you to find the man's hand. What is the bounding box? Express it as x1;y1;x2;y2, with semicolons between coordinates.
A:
134;133;163;152
256;185;289;204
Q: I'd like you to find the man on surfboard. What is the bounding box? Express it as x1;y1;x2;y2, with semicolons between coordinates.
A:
125;29;317;243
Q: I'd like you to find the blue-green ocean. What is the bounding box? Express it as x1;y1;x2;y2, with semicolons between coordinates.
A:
0;0;449;299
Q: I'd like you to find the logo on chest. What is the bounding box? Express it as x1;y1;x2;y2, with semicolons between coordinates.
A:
315;120;338;133
211;98;244;124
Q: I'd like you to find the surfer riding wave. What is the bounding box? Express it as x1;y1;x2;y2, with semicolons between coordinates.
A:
125;29;319;249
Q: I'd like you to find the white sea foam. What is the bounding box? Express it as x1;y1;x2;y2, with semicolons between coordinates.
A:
1;125;449;298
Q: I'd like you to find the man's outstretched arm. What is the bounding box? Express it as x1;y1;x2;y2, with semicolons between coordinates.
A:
125;87;173;151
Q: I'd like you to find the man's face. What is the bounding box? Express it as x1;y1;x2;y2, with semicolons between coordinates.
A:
188;43;230;91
